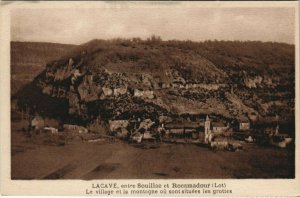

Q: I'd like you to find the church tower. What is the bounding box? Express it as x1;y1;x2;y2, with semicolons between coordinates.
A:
204;115;212;143
205;115;211;133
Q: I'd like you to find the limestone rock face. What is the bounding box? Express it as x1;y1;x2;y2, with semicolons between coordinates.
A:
134;89;155;99
15;39;294;127
244;76;263;88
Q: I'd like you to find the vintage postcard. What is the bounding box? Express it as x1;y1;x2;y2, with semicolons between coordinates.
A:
0;1;299;196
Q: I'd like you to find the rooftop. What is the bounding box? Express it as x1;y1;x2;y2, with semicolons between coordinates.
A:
213;122;227;127
165;122;203;129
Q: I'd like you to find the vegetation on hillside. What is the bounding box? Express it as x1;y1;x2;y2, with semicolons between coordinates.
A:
13;38;295;132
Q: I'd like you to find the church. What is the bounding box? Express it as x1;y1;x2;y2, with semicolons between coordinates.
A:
204;115;229;143
161;115;229;144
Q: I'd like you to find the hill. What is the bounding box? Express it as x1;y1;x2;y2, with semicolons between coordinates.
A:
11;41;76;96
14;38;295;131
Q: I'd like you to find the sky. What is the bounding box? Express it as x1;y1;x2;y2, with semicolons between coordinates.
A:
11;6;296;45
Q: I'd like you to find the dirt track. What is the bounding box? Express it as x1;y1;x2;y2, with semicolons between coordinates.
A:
11;131;294;179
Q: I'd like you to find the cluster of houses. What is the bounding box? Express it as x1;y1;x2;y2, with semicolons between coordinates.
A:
30;115;89;135
108;114;292;149
153;115;230;144
107;115;252;150
28;112;292;149
157;115;245;150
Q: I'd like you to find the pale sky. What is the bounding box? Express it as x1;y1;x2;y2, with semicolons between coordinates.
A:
11;6;295;45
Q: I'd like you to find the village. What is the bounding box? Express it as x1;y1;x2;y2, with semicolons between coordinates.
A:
15;109;293;152
6;4;296;182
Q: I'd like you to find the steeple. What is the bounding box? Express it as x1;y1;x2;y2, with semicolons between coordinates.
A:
204;115;212;143
205;115;211;132
206;115;210;121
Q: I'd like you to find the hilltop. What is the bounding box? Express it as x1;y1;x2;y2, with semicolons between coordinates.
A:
14;38;295;131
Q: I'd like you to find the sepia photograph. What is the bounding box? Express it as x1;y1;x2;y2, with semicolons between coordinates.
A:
1;1;299;196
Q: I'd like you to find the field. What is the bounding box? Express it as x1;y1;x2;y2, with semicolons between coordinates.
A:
11;121;294;179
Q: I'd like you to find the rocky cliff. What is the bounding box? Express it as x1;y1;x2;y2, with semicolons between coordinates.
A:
15;39;295;126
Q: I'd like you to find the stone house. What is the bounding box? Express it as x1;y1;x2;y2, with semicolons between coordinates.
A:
44;127;58;134
239;119;250;131
204;115;230;143
63;124;88;133
212;122;229;134
164;122;203;140
31;116;45;130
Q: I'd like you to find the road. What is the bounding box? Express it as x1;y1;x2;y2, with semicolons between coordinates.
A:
11;132;294;179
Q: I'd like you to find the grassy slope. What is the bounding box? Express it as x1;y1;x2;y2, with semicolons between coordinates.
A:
11;41;76;96
14;39;295;129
